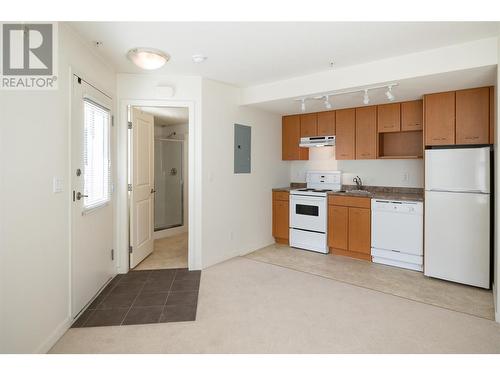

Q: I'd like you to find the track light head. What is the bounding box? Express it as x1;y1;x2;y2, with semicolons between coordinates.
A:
300;99;306;113
363;89;370;105
324;95;332;109
385;86;395;101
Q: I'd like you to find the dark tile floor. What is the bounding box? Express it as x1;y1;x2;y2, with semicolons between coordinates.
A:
72;268;201;328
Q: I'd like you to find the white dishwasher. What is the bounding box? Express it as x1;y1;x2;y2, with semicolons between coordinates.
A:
371;199;423;272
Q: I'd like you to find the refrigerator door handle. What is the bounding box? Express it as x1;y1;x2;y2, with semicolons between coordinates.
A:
427;189;489;194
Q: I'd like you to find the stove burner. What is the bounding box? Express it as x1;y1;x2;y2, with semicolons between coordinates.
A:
297;188;333;193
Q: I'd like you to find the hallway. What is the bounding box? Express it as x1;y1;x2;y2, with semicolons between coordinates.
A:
134;233;188;270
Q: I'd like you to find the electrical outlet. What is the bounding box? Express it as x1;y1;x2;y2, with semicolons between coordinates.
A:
402;172;409;182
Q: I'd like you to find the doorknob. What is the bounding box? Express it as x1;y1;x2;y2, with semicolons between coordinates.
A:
150;188;156;194
76;192;88;200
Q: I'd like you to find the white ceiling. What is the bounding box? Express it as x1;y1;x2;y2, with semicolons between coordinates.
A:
70;22;500;87
139;106;189;125
250;66;498;114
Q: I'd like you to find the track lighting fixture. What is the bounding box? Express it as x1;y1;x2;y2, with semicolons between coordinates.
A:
385;85;395;101
294;83;398;111
300;98;306;113
363;89;370;105
324;95;332;109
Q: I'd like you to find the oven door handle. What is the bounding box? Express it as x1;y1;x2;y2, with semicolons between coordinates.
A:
290;196;325;203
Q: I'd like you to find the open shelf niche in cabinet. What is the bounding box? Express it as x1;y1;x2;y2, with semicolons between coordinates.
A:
377;130;423;159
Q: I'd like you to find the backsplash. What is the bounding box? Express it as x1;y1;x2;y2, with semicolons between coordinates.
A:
289;146;424;188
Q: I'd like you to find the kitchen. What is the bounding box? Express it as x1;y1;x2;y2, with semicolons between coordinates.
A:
263;85;495;319
3;17;500;356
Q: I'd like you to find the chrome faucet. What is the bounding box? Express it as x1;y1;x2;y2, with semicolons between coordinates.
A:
353;176;363;189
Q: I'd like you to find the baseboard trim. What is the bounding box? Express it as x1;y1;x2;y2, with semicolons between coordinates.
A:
153;226;187;240
330;248;372;261
35;317;72;353
491;283;500;323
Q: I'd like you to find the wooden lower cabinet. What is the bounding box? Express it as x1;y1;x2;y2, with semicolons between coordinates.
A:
328;205;348;250
347;207;371;256
328;196;371;261
272;192;289;244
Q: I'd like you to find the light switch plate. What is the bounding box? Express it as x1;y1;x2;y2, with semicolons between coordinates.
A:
53;177;64;193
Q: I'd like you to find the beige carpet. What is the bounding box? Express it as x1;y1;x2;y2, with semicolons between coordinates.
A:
246;243;494;320
134;233;188;270
50;256;500;353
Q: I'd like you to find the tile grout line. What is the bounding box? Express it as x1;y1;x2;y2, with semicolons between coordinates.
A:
75;274;123;328
157;269;178;323
118;271;151;326
242;255;494;322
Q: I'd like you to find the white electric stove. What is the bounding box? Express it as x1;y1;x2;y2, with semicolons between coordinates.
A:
289;171;341;253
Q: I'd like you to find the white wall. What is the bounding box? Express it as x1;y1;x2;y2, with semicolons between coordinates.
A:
289;147;423;188
0;23;115;353
201;79;289;267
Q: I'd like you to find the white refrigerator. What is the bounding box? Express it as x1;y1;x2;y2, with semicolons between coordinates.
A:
424;147;491;288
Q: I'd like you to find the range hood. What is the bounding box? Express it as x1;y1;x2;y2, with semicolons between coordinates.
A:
299;136;335;148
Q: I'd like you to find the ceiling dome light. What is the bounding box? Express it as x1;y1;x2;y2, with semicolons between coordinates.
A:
127;48;170;70
324;95;332;109
300;99;306;113
385;86;395;101
363;89;370;105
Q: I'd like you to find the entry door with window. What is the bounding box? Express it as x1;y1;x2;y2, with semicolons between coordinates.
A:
71;75;114;317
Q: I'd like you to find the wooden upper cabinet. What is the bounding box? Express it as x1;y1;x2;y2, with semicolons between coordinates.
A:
300;113;318;137
328;205;348;250
401;100;423;131
490;87;495;144
424;91;455;146
355;106;377;159
377;103;401;133
282;115;308;160
317;111;336;136
348;207;371;255
456;87;490;145
335;108;356;160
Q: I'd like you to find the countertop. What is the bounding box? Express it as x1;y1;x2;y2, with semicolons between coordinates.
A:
328;190;424;202
273;184;424;202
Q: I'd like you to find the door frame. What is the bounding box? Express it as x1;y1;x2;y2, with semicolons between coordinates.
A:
68;67;116;319
117;99;200;272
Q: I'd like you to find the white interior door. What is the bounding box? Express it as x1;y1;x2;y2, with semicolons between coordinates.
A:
130;108;154;268
71;75;115;318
